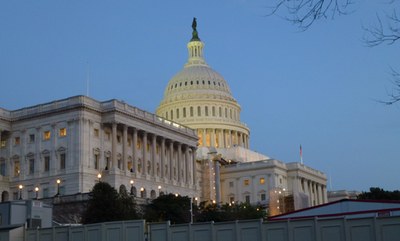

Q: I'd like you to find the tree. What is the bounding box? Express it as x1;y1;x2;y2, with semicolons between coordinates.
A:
268;0;400;103
82;182;138;224
195;202;265;223
358;187;400;200
144;194;191;224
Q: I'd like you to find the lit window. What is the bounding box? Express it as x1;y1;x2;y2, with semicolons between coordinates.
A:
105;131;111;140
137;139;142;149
59;128;67;137
14;160;20;177
94;128;99;137
128;138;132;146
14;137;20;145
244;179;250;186
260;178;265;184
0;140;6;148
43;131;51;140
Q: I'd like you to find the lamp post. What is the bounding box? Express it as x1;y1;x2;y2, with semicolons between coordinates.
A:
157;185;162;196
56;179;61;196
97;173;102;182
130;180;134;195
35;187;39;200
140;187;144;198
18;185;23;200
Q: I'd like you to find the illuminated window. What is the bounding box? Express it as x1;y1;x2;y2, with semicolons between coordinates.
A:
105;131;111;140
146;143;150;152
14;160;20;177
260;178;265;184
43;131;51;140
94;128;99;137
128;138;132;146
137;139;142;149
14;137;20;145
244;179;250;186
59;128;67;137
1;140;6;148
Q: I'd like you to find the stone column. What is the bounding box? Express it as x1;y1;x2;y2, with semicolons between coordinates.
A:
152;134;157;177
202;129;206;147
169;141;174;180
160;137;165;179
132;128;138;174
185;146;190;185
210;129;215;148
214;160;221;205
177;143;182;183
142;131;147;176
192;147;197;187
122;125;128;171
112;122;117;170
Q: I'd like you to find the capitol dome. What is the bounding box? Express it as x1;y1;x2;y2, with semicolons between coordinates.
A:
157;19;249;149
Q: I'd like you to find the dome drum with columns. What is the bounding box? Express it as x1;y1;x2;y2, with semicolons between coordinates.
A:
157;18;249;150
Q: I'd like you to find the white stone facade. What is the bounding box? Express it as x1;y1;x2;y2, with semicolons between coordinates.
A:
0;96;198;201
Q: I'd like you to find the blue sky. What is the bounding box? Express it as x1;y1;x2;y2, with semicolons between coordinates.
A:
1;1;399;192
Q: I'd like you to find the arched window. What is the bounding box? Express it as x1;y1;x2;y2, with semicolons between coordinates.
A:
190;107;193;117
197;106;201;117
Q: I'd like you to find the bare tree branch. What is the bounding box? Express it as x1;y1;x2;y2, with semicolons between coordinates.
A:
266;0;353;30
363;10;400;47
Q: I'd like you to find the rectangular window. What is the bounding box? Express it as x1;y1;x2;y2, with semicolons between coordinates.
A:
0;140;6;148
137;139;142;149
94;128;99;137
261;193;266;201
44;156;50;172
205;106;208;116
245;195;250;203
0;160;6;176
260;177;265;184
43;131;51;140
43;188;49;198
14;137;20;145
105;131;111;140
94;154;99;170
190;107;193;117
183;107;186;118
244;179;250;186
14;160;20;177
59;128;67;137
197;106;201;116
212;106;215;116
229;181;234;188
29;134;35;143
29;158;35;174
60;153;66;169
176;109;179;119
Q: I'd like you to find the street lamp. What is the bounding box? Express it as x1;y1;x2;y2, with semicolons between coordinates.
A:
97;173;102;182
35;187;39;200
18;185;23;200
157;185;162;196
140;187;144;198
130;180;134;195
56;179;61;196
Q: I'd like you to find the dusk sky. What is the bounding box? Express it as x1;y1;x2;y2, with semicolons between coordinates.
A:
1;1;399;192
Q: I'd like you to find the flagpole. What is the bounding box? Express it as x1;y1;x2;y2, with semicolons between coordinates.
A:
300;144;303;164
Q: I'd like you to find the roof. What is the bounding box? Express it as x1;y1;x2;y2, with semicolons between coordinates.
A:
269;199;400;221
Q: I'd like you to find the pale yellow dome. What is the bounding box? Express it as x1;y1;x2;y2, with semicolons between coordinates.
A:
157;21;249;149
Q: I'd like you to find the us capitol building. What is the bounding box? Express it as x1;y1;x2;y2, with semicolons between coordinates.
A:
0;19;327;214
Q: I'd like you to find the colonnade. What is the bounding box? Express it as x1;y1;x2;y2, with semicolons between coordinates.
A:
197;128;249;148
105;122;197;187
